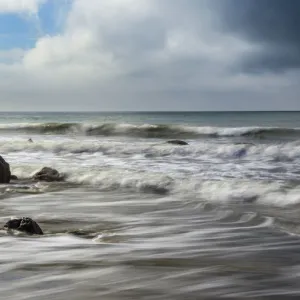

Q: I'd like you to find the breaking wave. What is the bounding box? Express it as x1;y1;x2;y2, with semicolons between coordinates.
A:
0;122;299;139
8;164;300;206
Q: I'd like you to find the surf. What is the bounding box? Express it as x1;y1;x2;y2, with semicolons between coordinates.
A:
0;122;299;139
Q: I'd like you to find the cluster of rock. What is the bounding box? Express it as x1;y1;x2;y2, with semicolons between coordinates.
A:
0;154;65;184
0;155;66;235
0;139;189;236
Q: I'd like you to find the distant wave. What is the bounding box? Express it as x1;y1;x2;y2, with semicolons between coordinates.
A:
2;139;300;163
0;123;80;134
0;122;299;139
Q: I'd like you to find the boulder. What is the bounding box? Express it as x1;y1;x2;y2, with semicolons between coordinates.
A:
33;167;64;182
4;217;43;235
10;175;18;180
0;155;11;183
167;140;189;146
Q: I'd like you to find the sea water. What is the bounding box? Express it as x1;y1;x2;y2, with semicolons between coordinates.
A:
0;111;300;299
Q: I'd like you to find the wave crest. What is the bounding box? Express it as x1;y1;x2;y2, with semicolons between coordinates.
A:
0;122;299;139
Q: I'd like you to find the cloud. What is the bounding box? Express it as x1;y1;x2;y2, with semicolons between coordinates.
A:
0;0;46;14
0;48;24;63
22;0;247;85
213;0;300;73
0;0;299;110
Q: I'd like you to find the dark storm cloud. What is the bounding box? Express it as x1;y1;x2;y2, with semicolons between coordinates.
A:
212;0;300;73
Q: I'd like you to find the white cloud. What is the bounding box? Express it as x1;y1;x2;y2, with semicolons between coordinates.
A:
22;0;240;83
0;48;24;62
0;0;45;14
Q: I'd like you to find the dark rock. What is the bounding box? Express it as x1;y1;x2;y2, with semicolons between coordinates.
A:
243;195;258;204
33;167;64;182
0;155;11;183
28;138;33;143
167;140;189;146
233;148;247;158
10;175;18;180
4;217;43;235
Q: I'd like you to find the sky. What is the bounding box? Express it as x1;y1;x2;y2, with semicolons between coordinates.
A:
0;0;299;111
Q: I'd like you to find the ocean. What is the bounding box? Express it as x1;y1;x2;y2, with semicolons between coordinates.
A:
1;111;300;299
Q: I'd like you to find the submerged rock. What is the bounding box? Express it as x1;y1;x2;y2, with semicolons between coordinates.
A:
233;148;247;158
10;175;18;180
233;143;254;158
4;217;43;235
0;155;11;183
167;140;189;146
33;167;64;182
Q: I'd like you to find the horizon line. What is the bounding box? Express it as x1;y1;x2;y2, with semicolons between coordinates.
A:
0;110;300;113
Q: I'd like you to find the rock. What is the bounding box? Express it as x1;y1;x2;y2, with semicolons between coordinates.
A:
167;140;189;146
28;138;33;143
33;167;64;182
233;148;247;158
10;175;18;180
4;217;43;235
0;155;11;183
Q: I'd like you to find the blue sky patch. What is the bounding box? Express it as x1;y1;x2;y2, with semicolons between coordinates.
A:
0;0;72;51
38;0;72;36
0;14;37;49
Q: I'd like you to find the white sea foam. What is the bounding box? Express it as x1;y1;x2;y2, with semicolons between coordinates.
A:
0;122;299;208
5;158;300;207
1;137;300;163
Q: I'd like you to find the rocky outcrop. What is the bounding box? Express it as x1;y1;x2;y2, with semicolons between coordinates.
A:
33;167;64;182
0;155;11;183
167;140;189;146
4;217;43;235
